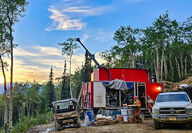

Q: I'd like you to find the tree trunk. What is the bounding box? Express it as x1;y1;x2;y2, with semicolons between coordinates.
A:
191;54;192;72
169;53;174;78
18;106;22;121
77;86;83;105
61;61;67;99
175;57;181;79
129;49;135;68
9;26;14;132
152;49;158;82
69;55;73;98
184;56;187;78
0;56;8;132
155;48;160;82
160;48;164;81
27;101;30;116
164;53;168;79
180;56;184;78
132;54;135;68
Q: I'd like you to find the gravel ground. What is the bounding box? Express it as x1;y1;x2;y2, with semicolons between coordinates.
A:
26;119;192;133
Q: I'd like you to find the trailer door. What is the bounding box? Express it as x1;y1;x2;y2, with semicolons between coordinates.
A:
137;83;146;108
93;82;106;108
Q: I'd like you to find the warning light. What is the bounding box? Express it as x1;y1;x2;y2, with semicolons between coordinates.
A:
157;86;162;91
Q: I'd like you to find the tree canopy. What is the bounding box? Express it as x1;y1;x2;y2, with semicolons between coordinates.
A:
101;12;192;82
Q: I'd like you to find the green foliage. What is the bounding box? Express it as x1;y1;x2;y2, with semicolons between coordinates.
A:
58;38;79;57
58;37;79;98
12;112;52;133
0;95;4;127
72;67;83;98
82;51;92;82
0;0;28;24
13;82;43;118
0;81;54;132
71;51;92;98
113;26;141;68
0;0;28;131
47;67;55;107
102;12;192;82
0;0;28;47
61;61;70;100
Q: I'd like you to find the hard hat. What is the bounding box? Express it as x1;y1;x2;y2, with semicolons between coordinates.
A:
134;96;138;99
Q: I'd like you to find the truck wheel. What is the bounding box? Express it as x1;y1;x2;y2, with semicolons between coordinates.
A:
186;123;192;129
55;122;61;131
153;120;161;129
74;119;81;128
77;121;81;128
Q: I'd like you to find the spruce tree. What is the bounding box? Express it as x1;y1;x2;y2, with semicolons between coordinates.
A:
48;66;55;107
83;50;92;82
61;61;70;99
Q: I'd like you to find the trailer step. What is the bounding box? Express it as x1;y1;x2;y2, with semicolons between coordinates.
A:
140;108;152;118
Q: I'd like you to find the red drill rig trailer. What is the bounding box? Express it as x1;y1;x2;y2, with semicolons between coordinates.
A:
76;38;163;113
82;68;163;110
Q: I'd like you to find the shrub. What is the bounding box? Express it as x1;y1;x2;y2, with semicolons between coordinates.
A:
12;112;52;133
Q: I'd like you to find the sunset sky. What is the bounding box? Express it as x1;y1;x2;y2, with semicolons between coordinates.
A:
0;0;192;85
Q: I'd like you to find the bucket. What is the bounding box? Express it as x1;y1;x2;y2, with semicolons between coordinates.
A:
117;115;123;123
86;110;95;121
121;108;128;116
140;114;144;121
128;114;133;118
123;116;128;122
129;116;134;123
79;112;84;120
127;108;133;115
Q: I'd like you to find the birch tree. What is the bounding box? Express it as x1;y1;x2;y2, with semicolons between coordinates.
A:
0;9;9;132
0;0;28;131
58;38;78;98
113;26;141;68
0;45;9;132
102;12;192;82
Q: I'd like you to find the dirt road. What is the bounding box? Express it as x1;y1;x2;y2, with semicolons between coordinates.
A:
26;120;192;133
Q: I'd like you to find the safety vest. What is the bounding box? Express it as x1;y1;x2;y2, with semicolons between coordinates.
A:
134;99;141;107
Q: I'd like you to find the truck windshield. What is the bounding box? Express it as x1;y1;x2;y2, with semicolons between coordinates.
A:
55;101;73;110
156;94;189;102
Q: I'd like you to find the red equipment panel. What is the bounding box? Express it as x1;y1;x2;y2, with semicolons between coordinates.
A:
146;82;163;101
82;82;93;109
82;83;87;108
92;68;150;82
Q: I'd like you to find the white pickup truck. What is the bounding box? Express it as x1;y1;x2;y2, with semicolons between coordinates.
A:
152;92;192;129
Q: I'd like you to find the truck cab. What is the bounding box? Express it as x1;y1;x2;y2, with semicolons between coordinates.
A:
52;99;80;130
152;92;192;129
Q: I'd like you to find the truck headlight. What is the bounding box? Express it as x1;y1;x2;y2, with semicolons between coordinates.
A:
152;108;159;114
187;108;192;114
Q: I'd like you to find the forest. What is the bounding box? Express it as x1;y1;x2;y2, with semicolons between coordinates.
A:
0;0;192;133
101;12;192;82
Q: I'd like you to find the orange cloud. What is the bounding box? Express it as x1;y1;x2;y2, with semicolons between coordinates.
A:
0;46;106;84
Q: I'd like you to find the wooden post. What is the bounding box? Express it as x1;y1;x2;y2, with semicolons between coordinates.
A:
119;90;121;107
77;86;83;106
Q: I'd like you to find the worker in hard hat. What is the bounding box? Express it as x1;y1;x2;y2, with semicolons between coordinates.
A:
134;96;141;107
133;96;142;123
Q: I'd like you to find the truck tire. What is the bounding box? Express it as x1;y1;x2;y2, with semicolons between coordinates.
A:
55;121;61;131
153;119;161;129
186;123;192;129
77;121;81;128
74;119;81;128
